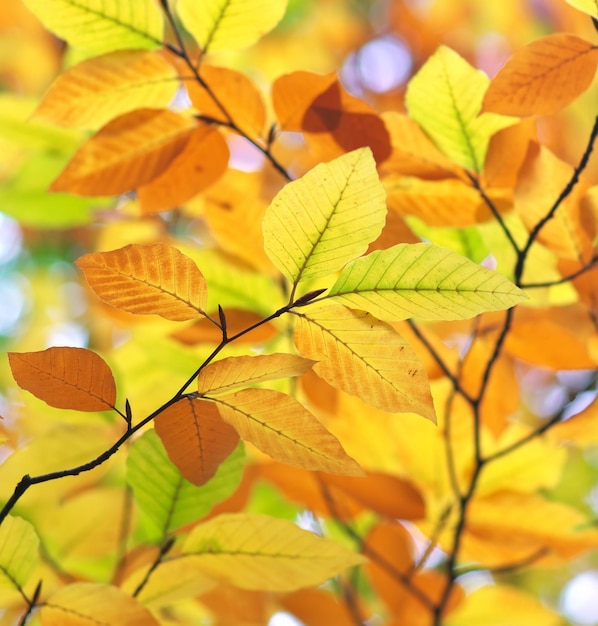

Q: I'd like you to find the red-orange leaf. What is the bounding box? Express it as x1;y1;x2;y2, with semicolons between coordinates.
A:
50;108;196;196
76;243;209;321
154;397;239;486
8;347;116;412
483;34;598;116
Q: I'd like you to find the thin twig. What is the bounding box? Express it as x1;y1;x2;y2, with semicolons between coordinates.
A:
132;537;176;598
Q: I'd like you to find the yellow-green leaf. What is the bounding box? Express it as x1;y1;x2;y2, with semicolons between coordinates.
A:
294;303;436;421
40;583;160;626
0;516;39;593
182;512;366;591
76;242;209;321
328;243;527;321
34;50;179;130
198;353;315;395
565;0;598;18
405;45;516;171
211;388;363;475
262;147;386;285
21;0;163;54
176;0;287;53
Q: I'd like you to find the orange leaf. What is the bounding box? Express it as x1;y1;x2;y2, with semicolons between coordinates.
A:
50;108;196;196
137;125;229;213
483;34;598;116
281;588;361;626
185;64;267;137
8;347;116;412
76;242;209;321
211;388;364;475
154;397;239;486
40;582;160;626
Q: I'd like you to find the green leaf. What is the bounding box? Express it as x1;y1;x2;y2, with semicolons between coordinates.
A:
127;430;244;537
327;243;527;321
21;0;164;54
177;0;288;53
0;516;39;592
262;147;386;286
182;512;365;591
405;45;516;171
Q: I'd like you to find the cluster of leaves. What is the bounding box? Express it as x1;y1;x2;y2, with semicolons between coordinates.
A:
0;0;597;624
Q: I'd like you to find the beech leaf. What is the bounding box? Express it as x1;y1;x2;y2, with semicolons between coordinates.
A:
210;388;364;475
21;0;163;54
483;34;598;116
0;516;39;593
76;242;209;321
294;304;436;421
176;0;288;53
262;147;386;285
327;243;527;321
197;353;315;395
182;512;366;591
8;347;116;412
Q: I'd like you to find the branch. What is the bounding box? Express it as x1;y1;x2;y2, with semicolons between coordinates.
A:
132;537;175;598
520;253;598;289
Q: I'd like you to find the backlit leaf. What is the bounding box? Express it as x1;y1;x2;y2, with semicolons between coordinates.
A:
51;108;196;196
406;45;516;171
182;512;365;591
0;516;39;592
21;0;163;54
176;0;287;53
76;242;209;321
137;125;230;214
483;34;598;116
211;388;363;475
293;303;436;421
262;147;386;285
565;0;598;17
327;244;527;321
127;430;244;536
154;397;239;486
198;353;315;395
40;583;160;626
8;347;116;412
33;50;179;130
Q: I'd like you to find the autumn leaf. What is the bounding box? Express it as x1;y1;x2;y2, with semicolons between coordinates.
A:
327;243;527;320
0;516;39;594
406;45;516;171
210;388;364;475
33;50;179;130
154;397;240;486
76;242;209;321
197;353;315;395
483;34;598;116
176;0;287;53
182;512;366;591
127;430;244;536
8;347;116;412
565;0;598;17
294;303;436;421
40;583;161;626
50;109;197;196
21;0;163;54
262;147;386;285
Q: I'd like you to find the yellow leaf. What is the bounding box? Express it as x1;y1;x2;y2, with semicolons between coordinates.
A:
8;347;116;412
51;108;196;196
182;512;365;591
406;45;516;171
40;583;160;626
137;125;230;214
550;398;598;446
21;0;163;54
76;242;209;321
0;516;39;593
198;353;315;395
294;304;436;422
262;147;386;285
154;397;239;486
33;50;178;130
565;0;598;17
176;0;287;53
211;388;363;475
483;34;598;116
444;585;561;626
